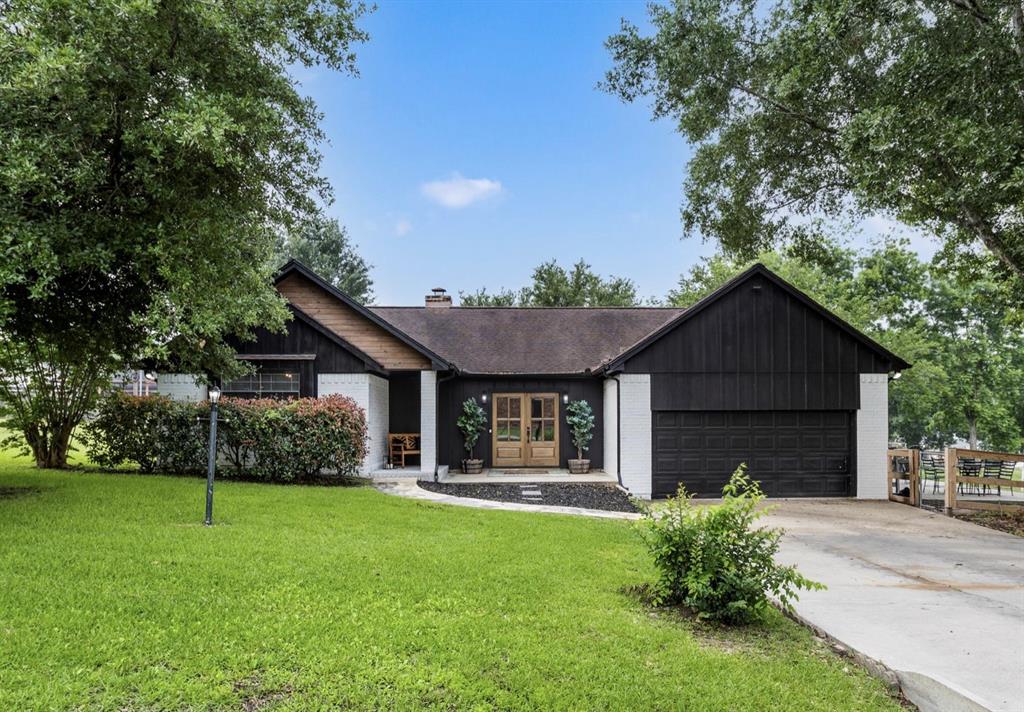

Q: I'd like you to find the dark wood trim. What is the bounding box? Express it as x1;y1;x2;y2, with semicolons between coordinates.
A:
237;354;316;361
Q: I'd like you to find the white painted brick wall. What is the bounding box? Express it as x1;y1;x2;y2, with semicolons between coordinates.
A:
419;371;437;475
603;378;618;478
366;375;389;472
618;374;652;499
857;373;889;499
158;374;207;402
317;373;383;474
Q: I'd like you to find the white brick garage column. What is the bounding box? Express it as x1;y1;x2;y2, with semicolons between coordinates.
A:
317;373;389;474
419;371;437;476
602;378;618;479
856;373;889;499
617;374;652;499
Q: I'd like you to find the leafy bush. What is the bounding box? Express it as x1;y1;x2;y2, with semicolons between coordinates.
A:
565;399;594;459
84;393;367;482
457;397;486;459
636;464;823;624
84;393;207;473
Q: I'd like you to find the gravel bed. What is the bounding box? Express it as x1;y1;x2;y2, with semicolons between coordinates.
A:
417;481;639;513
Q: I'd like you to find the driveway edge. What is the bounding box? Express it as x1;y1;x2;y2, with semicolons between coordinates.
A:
778;604;990;712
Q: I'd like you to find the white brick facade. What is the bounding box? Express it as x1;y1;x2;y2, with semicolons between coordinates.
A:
158;374;207;402
317;373;389;473
617;373;652;499
419;371;437;476
602;378;618;479
856;373;889;499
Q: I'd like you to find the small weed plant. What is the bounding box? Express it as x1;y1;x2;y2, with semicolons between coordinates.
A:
636;464;823;624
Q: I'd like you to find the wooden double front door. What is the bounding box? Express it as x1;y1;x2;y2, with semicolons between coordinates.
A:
492;393;559;467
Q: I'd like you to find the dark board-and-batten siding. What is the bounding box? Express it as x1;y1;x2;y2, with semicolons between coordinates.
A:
438;376;603;470
622;274;896;411
231;315;370;397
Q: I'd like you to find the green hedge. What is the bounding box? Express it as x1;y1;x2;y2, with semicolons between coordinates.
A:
83;393;367;482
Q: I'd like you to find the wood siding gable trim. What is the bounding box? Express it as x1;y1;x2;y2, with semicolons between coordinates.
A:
288;305;387;375
600;263;910;374
275;260;453;371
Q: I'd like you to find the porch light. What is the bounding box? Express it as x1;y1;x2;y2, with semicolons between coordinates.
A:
481;393;488;403
889;371;902;381
562;393;569;404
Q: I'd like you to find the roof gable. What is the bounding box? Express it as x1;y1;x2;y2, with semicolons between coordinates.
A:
602;264;910;374
274;260;451;370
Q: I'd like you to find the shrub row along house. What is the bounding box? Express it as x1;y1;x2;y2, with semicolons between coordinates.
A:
160;260;908;499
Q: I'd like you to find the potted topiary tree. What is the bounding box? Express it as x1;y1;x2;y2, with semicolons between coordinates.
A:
566;399;594;474
457;397;487;474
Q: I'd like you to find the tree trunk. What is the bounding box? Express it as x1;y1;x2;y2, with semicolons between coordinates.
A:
968;417;978;450
25;423;73;469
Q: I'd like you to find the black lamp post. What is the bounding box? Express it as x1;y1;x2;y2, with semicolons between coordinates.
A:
204;385;221;526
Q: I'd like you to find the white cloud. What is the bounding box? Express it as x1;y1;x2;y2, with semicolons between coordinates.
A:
420;172;503;208
394;219;412;236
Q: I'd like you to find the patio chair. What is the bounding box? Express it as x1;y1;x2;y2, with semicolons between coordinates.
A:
957;457;983;495
998;460;1018;496
920;453;944;494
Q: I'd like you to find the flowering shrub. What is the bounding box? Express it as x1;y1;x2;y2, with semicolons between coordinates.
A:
84;393;367;482
635;464;823;624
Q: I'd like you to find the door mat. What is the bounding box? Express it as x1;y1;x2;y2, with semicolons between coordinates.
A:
492;469;558;475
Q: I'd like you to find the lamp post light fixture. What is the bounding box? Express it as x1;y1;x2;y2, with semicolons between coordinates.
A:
204;385;221;526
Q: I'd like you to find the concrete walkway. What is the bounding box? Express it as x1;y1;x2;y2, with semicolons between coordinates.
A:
373;478;640;520
765;500;1024;712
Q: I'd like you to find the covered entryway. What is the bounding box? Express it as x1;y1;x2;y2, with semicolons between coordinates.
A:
492;393;559;467
652;410;853;498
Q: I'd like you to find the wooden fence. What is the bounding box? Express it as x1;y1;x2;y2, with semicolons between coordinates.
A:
945;448;1024;514
887;448;920;506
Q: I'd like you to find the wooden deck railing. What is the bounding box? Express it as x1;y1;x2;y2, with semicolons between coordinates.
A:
887;448;920;506
944;448;1024;514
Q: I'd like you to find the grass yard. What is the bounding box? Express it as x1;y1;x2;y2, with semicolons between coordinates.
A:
0;453;901;711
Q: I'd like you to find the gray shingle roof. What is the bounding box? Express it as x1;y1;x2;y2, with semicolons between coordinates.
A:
368;306;685;374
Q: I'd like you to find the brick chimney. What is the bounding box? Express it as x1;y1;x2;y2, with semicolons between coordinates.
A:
425;287;452;308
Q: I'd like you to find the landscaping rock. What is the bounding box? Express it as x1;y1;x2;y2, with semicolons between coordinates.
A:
417;481;639;513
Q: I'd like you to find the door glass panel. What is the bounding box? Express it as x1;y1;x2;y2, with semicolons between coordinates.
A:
544;423;555;441
497;398;508;418
508;423;520;441
496;423;508;441
543;399;554;418
509;398;520;417
531;398;542;418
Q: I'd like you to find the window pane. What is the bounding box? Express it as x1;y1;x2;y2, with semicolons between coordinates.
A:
544;423;555;441
531;398;542;418
509;398;520;418
543;398;554;418
496;423;508;441
508;422;521;441
497;398;508;418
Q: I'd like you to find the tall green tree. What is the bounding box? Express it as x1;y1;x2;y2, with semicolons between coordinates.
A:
604;0;1024;295
277;215;373;303
461;259;640;306
0;0;369;467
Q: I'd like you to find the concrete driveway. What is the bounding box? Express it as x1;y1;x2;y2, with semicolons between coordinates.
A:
765;500;1023;712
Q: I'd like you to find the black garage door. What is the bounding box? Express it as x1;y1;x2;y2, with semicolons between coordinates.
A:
652;411;853;498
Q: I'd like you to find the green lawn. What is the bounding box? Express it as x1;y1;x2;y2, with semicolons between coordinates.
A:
0;453;900;711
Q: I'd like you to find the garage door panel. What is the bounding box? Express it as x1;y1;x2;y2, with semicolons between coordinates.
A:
652;410;853;498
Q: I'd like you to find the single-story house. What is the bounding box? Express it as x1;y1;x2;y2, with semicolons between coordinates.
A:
161;259;909;499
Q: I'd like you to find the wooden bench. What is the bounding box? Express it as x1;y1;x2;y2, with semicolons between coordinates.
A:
388;433;421;468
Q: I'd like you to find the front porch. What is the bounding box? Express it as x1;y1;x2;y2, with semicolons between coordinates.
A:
368;466;617;485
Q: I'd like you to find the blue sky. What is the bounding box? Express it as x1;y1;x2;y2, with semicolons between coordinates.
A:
299;1;924;305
